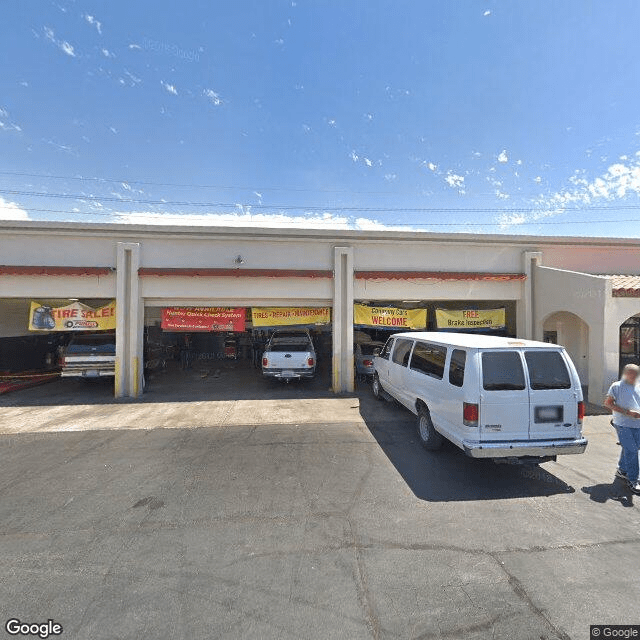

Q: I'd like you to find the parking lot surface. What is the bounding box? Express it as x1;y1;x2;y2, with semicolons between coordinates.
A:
0;372;638;639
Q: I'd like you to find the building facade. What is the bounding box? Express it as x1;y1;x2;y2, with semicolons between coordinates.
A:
1;221;639;403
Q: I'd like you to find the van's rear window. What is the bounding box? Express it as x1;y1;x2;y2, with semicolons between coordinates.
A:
524;351;571;389
482;352;526;390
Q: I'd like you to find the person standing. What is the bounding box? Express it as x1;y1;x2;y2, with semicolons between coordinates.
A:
604;364;640;494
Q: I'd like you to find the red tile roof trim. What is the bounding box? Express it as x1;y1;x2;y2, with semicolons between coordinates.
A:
0;265;112;276
611;275;640;297
354;271;526;281
139;267;334;278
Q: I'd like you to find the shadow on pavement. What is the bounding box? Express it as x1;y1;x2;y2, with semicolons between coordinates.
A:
357;382;575;502
582;479;635;508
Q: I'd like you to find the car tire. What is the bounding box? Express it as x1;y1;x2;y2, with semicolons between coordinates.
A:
417;406;443;450
372;374;384;401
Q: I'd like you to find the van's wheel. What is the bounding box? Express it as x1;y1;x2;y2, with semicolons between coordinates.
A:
372;374;383;401
417;406;443;450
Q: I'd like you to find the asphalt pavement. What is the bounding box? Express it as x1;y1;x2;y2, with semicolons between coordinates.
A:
0;368;638;639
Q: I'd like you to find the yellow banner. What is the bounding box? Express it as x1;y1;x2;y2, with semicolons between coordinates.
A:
435;308;506;330
29;300;117;332
251;307;331;327
354;304;427;330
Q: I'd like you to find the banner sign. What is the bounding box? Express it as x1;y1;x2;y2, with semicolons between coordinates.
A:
251;307;331;327
435;308;506;330
161;307;246;332
354;304;427;330
29;300;116;332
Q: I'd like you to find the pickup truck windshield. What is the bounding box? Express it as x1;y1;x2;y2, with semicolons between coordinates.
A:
267;337;312;352
482;351;526;391
524;351;571;389
66;334;116;353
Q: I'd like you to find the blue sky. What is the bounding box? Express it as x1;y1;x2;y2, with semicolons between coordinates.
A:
1;1;640;235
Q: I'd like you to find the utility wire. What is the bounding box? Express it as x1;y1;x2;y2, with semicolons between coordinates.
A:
2;188;640;214
0;170;401;196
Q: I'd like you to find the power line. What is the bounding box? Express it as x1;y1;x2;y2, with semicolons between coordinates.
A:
10;206;640;227
0;170;401;196
2;188;640;214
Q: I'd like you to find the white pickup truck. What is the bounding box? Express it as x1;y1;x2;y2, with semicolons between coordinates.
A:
261;330;316;380
60;333;116;378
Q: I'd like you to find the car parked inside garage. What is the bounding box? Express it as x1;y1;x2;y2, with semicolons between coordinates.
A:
261;329;316;381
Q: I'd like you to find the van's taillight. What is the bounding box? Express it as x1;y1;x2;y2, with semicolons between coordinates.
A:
262;357;268;367
577;401;585;424
363;359;373;367
59;356;65;366
307;357;315;367
463;402;479;427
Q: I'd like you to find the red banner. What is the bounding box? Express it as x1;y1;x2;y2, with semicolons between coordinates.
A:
161;307;246;332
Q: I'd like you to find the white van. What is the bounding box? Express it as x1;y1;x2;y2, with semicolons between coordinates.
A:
372;332;587;462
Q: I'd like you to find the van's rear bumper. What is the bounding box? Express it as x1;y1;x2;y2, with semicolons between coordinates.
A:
462;437;588;458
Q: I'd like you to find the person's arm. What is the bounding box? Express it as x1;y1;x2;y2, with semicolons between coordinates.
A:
604;395;640;418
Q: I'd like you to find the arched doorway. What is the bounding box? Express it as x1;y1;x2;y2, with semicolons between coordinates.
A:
619;314;640;374
543;311;589;389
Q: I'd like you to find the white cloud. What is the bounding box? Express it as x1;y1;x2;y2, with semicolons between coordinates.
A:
101;48;114;58
363;158;373;167
203;89;222;105
534;176;542;183
427;162;437;172
43;26;76;57
483;10;491;16
445;172;465;189
497;149;508;163
349;150;359;162
0;197;30;221
161;81;178;95
128;43;141;50
0;107;22;133
538;157;640;209
123;70;141;85
327;119;336;126
384;173;397;182
60;41;75;57
111;210;410;231
83;14;102;35
496;213;527;229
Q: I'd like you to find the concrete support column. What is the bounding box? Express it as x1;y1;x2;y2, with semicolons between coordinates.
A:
115;242;143;398
520;251;542;340
595;280;617;404
332;246;354;393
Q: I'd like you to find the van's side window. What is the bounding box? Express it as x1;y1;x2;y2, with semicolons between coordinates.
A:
449;349;466;387
379;338;394;360
410;342;447;379
391;339;414;367
482;351;526;390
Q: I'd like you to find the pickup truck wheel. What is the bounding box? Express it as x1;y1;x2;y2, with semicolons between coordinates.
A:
417;407;443;451
372;374;383;401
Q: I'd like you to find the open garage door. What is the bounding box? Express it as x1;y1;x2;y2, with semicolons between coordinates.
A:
143;304;332;400
0;297;116;397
